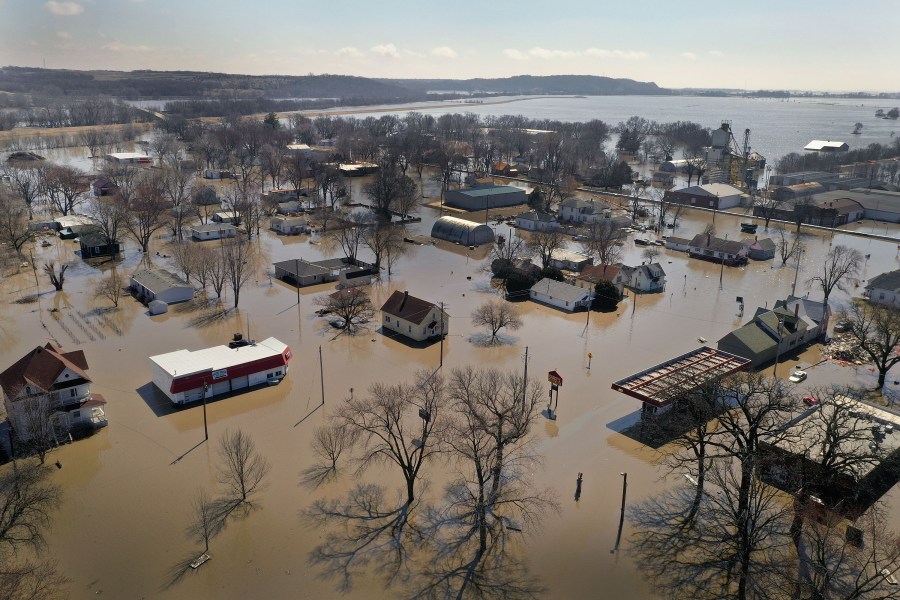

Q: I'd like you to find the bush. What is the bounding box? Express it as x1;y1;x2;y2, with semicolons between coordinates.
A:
592;280;619;311
540;266;565;282
505;271;536;298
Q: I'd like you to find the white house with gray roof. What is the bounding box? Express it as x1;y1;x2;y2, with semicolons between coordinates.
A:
558;198;613;224
619;263;666;293
865;270;900;307
130;269;194;304
191;223;238;241
514;210;559;231
529;278;592;312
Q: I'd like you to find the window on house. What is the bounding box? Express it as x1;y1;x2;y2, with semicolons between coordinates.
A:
94;246;101;253
72;411;80;418
408;325;411;332
70;388;76;397
385;316;390;323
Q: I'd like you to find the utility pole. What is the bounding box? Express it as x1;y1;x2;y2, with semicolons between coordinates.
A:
791;246;803;297
202;383;209;441
719;233;728;290
319;345;325;405
614;472;628;552
773;320;784;378
28;250;43;325
522;346;529;408
439;302;445;368
631;291;637;318
294;258;300;304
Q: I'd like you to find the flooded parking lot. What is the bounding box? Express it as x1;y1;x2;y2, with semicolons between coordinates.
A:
2;169;900;599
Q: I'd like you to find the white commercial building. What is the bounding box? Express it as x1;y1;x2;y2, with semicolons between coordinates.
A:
149;337;292;404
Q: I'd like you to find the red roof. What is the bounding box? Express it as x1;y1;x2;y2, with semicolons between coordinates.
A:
0;343;91;397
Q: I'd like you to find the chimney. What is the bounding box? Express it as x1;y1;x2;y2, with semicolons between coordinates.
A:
399;290;408;311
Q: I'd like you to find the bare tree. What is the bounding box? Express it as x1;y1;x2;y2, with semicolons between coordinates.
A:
0;188;35;258
301;422;354;487
364;157;417;220
471;300;523;344
314;288;374;332
4;165;42;220
220;239;255;309
580;219;624;266
217;429;270;503
327;214;367;262
93;270;124;308
13;392;58;465
121;178;169;253
0;460;66;600
774;225;803;266
361;221;405;273
526;229;566;270
41;165;86;216
158;161;194;240
841;302;900;388
42;261;67;291
806;245;863;307
89;195;128;250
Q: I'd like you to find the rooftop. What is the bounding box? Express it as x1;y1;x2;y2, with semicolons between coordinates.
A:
149;337;288;379
192;223;237;233
866;269;900;292
0;343;91;396
530;278;593;303
611;346;751;408
130;269;191;294
381;290;440;325
454;185;524;198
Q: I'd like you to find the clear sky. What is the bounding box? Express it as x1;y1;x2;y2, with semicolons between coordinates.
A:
1;0;898;92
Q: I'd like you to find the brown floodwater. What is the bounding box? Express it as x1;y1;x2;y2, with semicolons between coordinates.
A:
2;171;900;599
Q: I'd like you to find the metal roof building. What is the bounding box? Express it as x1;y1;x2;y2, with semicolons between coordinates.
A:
444;185;526;211
149;337;292;404
431;216;495;246
130;269;194;305
804;140;850;152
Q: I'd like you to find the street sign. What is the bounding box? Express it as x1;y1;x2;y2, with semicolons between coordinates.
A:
548;370;563;386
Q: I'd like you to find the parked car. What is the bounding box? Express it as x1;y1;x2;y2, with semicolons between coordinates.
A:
833;320;852;333
789;370;808;383
802;396;819;407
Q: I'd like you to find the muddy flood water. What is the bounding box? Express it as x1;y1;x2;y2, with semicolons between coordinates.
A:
2;168;900;599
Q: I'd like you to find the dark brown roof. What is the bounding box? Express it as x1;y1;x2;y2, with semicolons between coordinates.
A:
578;264;621;284
380;291;438;325
0;343;91;397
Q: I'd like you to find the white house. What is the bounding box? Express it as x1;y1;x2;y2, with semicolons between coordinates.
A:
0;343;107;441
558;198;613;224
191;223;238;241
380;290;449;342
212;210;240;224
271;216;309;235
514;210;559;232
664;236;692;252
548;248;593;272
130;269;194;305
529;278;593;312
619;263;667;293
865;270;900;307
149;337;293;405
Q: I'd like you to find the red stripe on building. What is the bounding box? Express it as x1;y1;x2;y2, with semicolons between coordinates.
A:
170;348;292;393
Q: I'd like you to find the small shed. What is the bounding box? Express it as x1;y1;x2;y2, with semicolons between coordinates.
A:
271;216;308;235
130;269;194;305
212;210;240;224
529;278;593;312
431;216;495;246
148;300;169;315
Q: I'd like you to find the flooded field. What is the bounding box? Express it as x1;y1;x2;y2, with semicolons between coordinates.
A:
2;170;900;599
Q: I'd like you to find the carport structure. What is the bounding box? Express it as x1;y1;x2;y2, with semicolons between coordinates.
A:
611;346;751;417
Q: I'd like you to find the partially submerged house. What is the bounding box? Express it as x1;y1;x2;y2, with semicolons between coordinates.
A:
529;278;593;312
575;264;626;297
548;248;593;272
716;296;830;368
130;269;194;305
558;198;613;224
78;229;122;259
865;269;900;307
688;234;748;266
212;210;240;225
431;216;495;246
149;337;292;404
744;237;776;261
270;216;309;236
664;236;692;252
191;223;238;241
1;343;107;442
514;210;559;232
273;257;376;288
91;177;118;197
619;262;666;293
380;290;448;342
664;183;747;210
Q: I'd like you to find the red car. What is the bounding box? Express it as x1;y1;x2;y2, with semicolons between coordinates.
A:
802;396;820;407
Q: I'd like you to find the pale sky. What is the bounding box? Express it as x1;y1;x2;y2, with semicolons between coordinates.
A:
1;0;898;92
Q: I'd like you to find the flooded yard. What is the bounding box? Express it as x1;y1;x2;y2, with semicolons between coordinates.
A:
2;172;899;599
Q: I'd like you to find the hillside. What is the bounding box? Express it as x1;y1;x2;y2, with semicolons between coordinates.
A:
386;75;668;95
0;67;668;101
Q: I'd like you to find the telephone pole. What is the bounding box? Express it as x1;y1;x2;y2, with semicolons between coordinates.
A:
319;345;325;405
